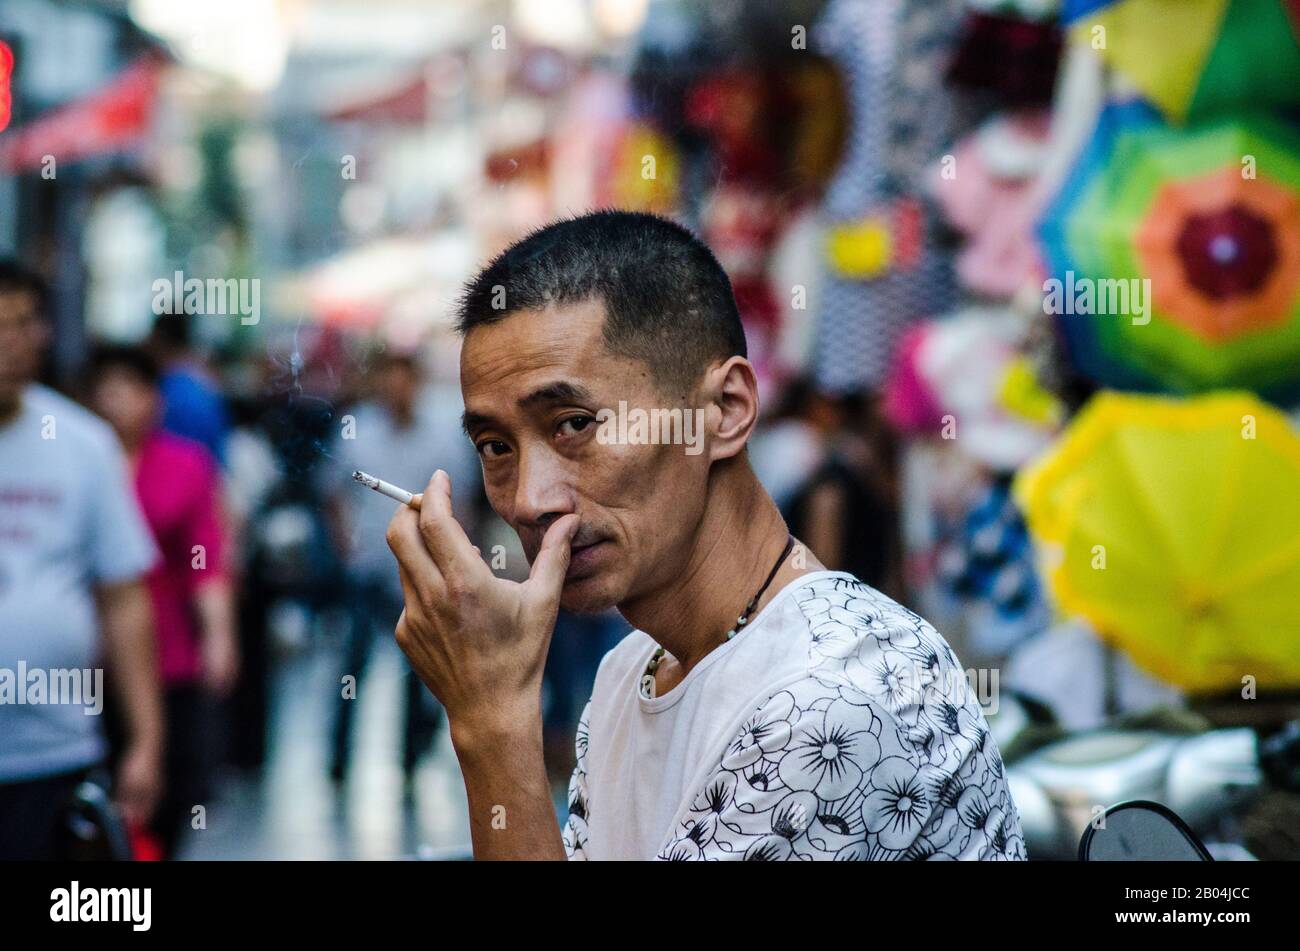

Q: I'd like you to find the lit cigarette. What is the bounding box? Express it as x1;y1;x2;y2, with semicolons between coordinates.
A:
352;470;422;510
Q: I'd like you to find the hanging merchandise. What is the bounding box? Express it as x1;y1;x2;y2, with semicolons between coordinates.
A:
702;185;785;396
811;0;969;394
935;475;1053;657
884;308;1065;471
1038;102;1300;399
1061;0;1300;122
946;3;1064;109
682;69;781;187
1014;390;1300;693
603;121;681;214
549;69;633;213
931;111;1053;299
883;324;947;434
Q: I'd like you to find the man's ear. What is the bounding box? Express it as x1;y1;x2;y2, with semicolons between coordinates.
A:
704;355;760;463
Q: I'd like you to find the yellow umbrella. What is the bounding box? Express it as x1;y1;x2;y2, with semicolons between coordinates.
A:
1014;390;1300;692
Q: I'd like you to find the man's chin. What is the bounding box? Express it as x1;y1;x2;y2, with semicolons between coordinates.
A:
558;576;621;615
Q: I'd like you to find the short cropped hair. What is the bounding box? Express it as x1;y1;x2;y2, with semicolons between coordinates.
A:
455;210;746;394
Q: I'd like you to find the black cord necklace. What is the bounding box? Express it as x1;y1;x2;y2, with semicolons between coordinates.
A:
640;535;796;699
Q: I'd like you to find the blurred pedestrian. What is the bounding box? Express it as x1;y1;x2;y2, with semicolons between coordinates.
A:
0;262;163;859
147;313;231;465
327;349;479;790
86;343;238;857
750;376;829;510
781;388;902;596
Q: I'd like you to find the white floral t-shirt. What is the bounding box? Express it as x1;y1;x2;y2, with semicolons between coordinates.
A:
563;571;1026;860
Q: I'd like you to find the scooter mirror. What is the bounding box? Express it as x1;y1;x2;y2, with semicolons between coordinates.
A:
1078;800;1213;861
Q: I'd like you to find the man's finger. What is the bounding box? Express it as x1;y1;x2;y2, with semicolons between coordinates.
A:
524;514;579;607
417;469;487;583
387;501;446;601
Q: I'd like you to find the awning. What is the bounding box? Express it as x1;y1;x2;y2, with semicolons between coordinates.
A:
0;54;163;173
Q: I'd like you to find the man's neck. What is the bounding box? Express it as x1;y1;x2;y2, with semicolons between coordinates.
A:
618;459;820;676
0;390;25;429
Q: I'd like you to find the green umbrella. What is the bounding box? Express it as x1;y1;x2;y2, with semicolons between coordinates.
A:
1038;103;1300;398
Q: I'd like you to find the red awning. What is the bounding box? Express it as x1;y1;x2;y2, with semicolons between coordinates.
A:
0;54;163;173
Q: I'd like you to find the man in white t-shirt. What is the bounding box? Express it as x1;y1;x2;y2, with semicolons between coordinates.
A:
0;262;163;859
385;212;1025;860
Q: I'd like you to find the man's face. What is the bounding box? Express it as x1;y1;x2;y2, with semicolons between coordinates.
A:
460;299;712;613
0;290;47;405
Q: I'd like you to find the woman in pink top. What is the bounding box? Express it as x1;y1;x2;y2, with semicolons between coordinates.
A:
88;344;238;858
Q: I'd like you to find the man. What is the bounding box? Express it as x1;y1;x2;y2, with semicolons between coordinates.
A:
0;262;163;859
386;212;1025;860
329;349;478;787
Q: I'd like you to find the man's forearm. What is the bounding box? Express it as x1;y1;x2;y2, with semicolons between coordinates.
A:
451;716;566;860
97;580;164;753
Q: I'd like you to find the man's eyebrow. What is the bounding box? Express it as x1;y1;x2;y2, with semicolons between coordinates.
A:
461;409;491;437
518;381;595;409
461;382;596;437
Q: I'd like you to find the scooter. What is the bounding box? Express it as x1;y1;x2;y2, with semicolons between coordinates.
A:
994;691;1300;860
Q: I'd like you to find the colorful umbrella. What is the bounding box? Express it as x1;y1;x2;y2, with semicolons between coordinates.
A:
1062;0;1300;121
1014;390;1300;693
1038;103;1300;399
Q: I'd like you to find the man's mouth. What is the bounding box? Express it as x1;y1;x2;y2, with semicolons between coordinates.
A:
566;538;609;579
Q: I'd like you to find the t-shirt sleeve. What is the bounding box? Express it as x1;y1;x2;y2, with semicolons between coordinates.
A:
561;700;592;861
89;433;158;585
655;675;1026;860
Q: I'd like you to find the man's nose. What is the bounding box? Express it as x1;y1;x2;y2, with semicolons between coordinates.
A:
513;447;577;532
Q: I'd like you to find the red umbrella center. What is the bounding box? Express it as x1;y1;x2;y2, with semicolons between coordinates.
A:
1175;205;1278;301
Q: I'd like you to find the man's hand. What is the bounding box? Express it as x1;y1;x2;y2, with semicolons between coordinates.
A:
115;741;163;828
385;469;577;745
95;579;165;831
385;469;575;859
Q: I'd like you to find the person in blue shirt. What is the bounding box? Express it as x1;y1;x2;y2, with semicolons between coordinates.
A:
148;314;230;465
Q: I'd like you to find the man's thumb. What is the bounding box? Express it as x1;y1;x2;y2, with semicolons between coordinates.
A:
527;515;580;600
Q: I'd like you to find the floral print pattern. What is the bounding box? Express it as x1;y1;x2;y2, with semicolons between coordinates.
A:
563;575;1026;860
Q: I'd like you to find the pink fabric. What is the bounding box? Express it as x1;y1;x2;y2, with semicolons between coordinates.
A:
932;112;1050;299
133;430;226;685
883;323;944;433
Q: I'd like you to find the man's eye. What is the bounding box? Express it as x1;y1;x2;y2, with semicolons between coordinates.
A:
476;439;510;459
558;415;594;437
